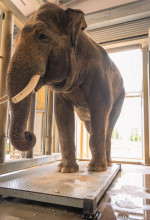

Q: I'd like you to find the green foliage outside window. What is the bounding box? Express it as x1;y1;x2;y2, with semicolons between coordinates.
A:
130;127;141;142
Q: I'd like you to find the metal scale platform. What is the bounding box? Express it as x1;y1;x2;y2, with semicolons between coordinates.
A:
0;161;120;219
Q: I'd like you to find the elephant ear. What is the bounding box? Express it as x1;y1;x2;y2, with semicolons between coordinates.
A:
66;8;87;47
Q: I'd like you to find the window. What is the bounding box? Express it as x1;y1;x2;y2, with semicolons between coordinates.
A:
109;49;143;160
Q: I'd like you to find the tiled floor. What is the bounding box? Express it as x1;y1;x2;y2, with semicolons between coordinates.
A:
0;164;150;220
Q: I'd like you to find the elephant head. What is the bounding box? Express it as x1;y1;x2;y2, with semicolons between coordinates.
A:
0;3;87;151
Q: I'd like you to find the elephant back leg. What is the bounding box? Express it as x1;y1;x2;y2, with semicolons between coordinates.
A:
87;85;112;172
106;88;125;166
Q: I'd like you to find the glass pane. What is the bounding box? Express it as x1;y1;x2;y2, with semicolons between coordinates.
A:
111;97;142;159
109;49;143;160
109;49;143;93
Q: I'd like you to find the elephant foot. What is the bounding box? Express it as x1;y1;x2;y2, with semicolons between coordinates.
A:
56;161;79;173
88;160;108;172
107;158;113;166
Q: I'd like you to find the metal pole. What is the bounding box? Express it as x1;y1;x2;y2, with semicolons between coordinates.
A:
86;132;89;159
26;92;37;158
80;121;84;159
75;114;78;158
44;86;53;155
0;12;2;51
42;87;47;155
52;117;56;152
0;11;13;164
53;117;60;153
142;43;150;165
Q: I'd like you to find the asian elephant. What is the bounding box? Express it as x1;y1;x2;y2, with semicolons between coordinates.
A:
1;2;125;172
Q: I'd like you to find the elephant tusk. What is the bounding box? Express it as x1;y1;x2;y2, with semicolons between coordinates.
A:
12;75;40;104
0;95;8;104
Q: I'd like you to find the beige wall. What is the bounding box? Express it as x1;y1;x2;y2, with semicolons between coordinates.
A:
36;86;45;110
34;112;44;155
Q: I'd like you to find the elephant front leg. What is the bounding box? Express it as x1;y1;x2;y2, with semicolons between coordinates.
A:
54;93;79;173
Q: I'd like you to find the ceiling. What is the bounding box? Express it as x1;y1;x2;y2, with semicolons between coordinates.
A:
11;0;139;16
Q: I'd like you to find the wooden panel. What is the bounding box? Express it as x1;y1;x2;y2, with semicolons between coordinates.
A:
34;112;44;155
36;86;45;110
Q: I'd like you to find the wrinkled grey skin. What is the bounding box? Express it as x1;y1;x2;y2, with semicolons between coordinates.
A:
7;3;125;172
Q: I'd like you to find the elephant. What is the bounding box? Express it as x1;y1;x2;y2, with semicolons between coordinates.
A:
0;2;125;172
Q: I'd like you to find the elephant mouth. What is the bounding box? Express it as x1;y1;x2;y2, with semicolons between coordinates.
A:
53;79;67;87
11;75;41;104
49;79;68;92
50;77;78;93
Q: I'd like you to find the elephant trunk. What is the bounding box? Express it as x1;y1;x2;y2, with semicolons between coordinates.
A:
7;73;40;151
6;32;47;151
6;56;43;151
9;95;36;151
7;70;38;151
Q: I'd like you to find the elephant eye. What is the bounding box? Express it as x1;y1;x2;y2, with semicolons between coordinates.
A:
38;32;50;43
40;34;46;39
